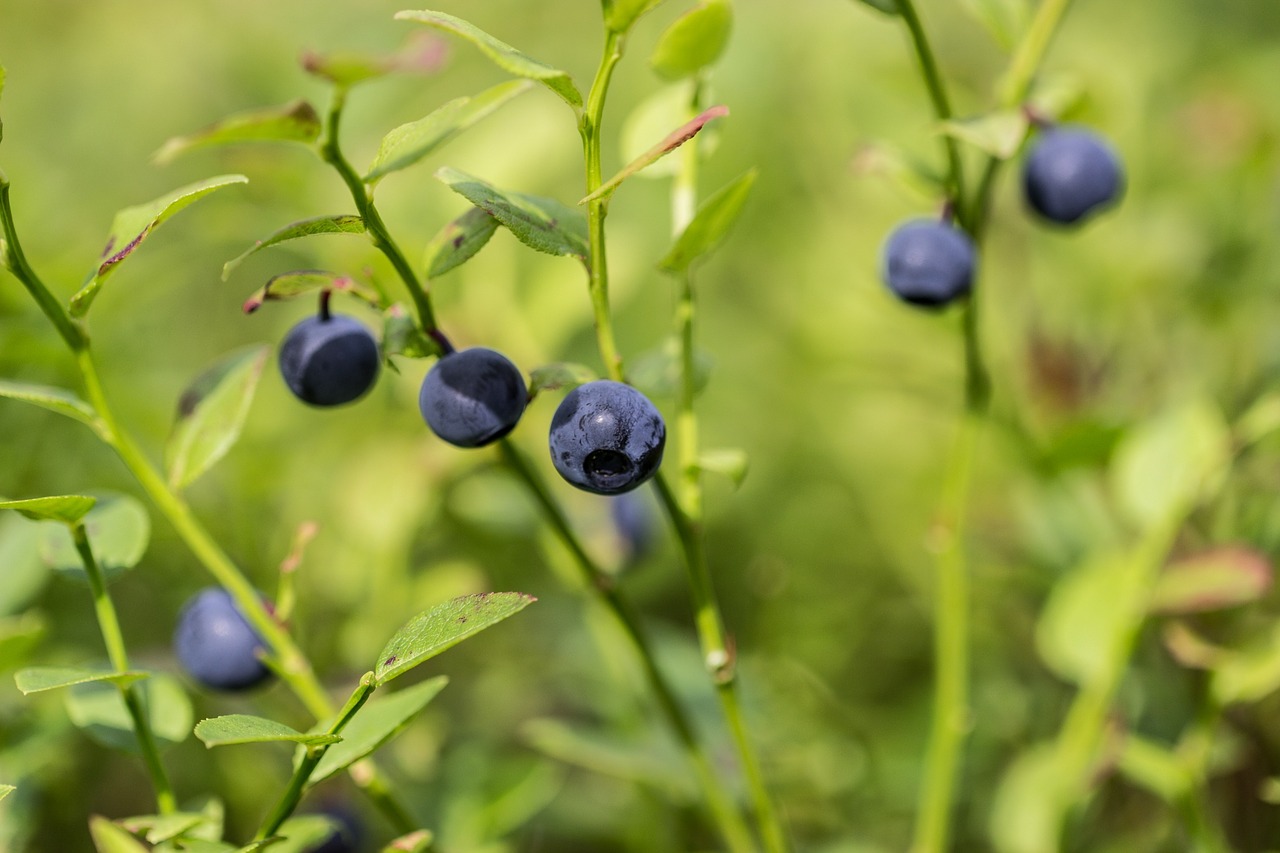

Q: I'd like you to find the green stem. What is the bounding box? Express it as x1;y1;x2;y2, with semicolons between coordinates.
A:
0;179;87;351
257;675;377;839
653;474;790;853
499;441;758;853
72;523;177;815
580;29;627;382
318;89;451;353
893;0;967;223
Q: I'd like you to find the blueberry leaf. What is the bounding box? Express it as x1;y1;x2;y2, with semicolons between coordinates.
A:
1211;622;1280;705
659;169;757;273
153;101;322;165
436;168;588;262
959;0;1028;50
89;816;150;853
375;592;536;686
697;448;748;488
382;307;441;361
245;816;336;853
194;715;342;749
650;0;732;80
155;842;236;853
851;141;947;201
0;495;97;525
40;492;150;578
0;380;102;432
523;718;690;794
1150;548;1273;615
71;175;249;317
851;0;900;15
243;271;382;314
938;110;1029;160
166;346;270;491
302;34;447;88
222;215;366;281
394;10;583;109
604;0;667;33
117;813;206;845
582;106;728;204
306;676;448;784
66;674;192;753
629;343;713;399
621;86;720;181
423;206;500;280
366;80;534;182
528;363;598;400
14;666;148;695
1117;736;1193;804
0;784;13;803
0;613;45;673
383;830;435;853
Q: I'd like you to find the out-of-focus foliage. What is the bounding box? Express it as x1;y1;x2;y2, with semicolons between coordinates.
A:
3;0;1280;851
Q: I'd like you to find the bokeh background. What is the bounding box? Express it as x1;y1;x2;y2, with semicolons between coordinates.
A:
3;0;1280;850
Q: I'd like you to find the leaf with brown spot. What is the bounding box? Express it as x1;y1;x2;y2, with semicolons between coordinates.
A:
581;106;729;204
153;100;322;165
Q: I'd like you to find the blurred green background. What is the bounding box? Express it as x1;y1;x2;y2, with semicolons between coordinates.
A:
4;0;1280;850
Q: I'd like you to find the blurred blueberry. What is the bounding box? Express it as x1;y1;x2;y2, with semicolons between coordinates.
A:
1022;125;1125;225
881;219;976;308
173;588;272;691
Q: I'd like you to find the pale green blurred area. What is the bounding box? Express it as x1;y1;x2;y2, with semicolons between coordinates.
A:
3;0;1280;850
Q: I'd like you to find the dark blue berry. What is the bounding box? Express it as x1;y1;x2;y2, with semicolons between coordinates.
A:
419;347;527;448
307;804;364;853
881;220;976;307
173;588;272;691
279;315;380;407
550;381;665;495
611;491;656;561
1022;126;1124;225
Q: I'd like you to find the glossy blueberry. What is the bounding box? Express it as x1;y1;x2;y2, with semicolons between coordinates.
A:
173;588;271;691
881;219;976;307
419;347;527;448
550;381;666;495
1022;126;1124;225
278;314;380;407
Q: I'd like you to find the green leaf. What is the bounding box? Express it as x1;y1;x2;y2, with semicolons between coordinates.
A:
436;168;588;262
1212;622;1280;705
308;676;448;784
1150;547;1272;615
165;346;270;490
0;495;97;525
382;830;434;853
394;10;582;109
243;271;382;314
528;363;597;400
659;169;757;273
302;35;447;88
697;448;748;488
222;215;366;281
851;141;946;202
523;718;692;795
118;813;207;845
89;816;150;853
14;666;148;695
583;106;728;204
375;592;536;686
989;744;1066;853
381;306;441;361
0;380;102;431
604;0;667;33
40;492;150;577
650;0;732;80
1111;401;1231;529
1035;550;1148;686
422;206;500;280
959;0;1029;50
153;101;322;165
252;816;338;853
155;842;237;853
938;110;1029;159
1117;735;1192;803
72;175;249;317
853;0;899;14
65;673;192;753
629;342;714;399
0;612;46;672
194;715;342;749
0;785;15;803
366;80;534;182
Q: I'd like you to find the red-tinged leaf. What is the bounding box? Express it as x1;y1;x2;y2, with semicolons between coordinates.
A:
301;32;448;88
1150;547;1273;614
582;106;729;204
1162;621;1225;670
242;271;381;314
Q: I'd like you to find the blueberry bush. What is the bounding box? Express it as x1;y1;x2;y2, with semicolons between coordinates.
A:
3;1;1280;852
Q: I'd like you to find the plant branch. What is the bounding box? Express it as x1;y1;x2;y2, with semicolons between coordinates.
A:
0;178;86;351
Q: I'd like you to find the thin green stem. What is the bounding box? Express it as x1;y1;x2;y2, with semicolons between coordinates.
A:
580;29;627;382
72;523;177;815
257;675;376;839
0;179;87;351
318;89;451;353
499;440;757;853
893;0;967;224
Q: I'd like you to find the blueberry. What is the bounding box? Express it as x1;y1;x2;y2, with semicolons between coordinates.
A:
307;804;364;853
881;219;976;308
549;381;666;495
611;491;656;561
1022;126;1124;225
278;314;380;407
419;347;527;448
173;588;272;691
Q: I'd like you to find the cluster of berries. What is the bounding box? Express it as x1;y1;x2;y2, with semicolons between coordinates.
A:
882;124;1124;306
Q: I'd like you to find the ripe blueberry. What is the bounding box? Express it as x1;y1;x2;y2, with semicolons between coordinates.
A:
611;491;656;561
307;804;364;853
278;314;380;407
173;588;272;691
881;219;976;307
549;381;666;495
1022;126;1124;225
419;347;527;448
